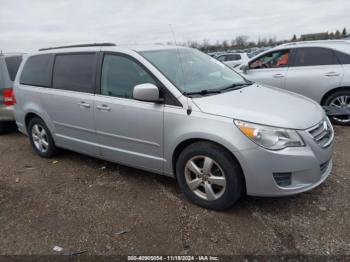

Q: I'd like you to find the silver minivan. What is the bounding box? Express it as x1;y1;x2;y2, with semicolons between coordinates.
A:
14;43;334;210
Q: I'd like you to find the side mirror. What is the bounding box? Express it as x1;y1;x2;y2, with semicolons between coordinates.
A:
242;64;249;74
133;83;163;103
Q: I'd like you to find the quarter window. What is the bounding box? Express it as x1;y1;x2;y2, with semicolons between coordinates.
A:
250;50;290;69
20;54;52;87
217;55;226;62
101;54;156;99
52;53;97;93
334;50;350;64
293;48;338;67
5;56;22;81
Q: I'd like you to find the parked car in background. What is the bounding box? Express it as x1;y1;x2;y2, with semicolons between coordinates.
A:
248;47;272;59
0;53;23;133
216;52;249;68
239;40;350;125
14;43;334;210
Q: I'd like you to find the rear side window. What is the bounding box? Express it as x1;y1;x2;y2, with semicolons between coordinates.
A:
226;54;241;61
20;54;52;87
5;56;22;81
334;50;350;64
293;48;338;67
52;53;97;93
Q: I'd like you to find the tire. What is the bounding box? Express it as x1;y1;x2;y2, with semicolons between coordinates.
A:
0;122;5;134
175;142;244;210
324;90;350;126
0;121;16;134
28;117;58;158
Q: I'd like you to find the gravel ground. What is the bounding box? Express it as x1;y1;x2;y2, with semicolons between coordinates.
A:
0;127;349;256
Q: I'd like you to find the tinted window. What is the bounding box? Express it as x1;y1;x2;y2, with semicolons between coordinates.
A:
217;55;226;62
250;50;290;69
334;50;350;64
20;54;52;87
226;54;241;61
52;54;96;93
101;54;156;99
294;48;338;67
5;56;22;81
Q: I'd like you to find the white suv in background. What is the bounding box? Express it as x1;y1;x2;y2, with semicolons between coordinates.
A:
240;40;350;125
216;52;249;68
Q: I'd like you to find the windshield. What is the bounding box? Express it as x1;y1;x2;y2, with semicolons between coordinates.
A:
140;48;248;94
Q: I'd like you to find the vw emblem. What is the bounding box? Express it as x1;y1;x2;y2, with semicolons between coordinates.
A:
323;121;328;131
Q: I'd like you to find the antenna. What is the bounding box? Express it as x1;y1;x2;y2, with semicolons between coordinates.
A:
169;24;192;115
169;24;178;45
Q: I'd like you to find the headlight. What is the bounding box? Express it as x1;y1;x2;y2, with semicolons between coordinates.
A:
234;120;305;150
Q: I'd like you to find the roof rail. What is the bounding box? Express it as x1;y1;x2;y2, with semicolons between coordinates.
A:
280;40;350;47
1;52;26;55
38;43;116;51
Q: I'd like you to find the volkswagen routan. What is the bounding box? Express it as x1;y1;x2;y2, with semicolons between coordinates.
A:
14;43;334;210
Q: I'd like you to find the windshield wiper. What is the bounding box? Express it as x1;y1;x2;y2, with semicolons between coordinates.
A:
183;89;222;96
219;81;254;91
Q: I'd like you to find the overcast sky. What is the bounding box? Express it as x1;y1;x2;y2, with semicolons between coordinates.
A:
0;0;349;52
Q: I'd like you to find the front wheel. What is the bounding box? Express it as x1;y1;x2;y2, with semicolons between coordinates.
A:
324;90;350;126
176;142;244;210
28;117;58;158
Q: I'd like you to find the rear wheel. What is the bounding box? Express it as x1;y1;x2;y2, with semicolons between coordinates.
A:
176;142;243;210
28;117;58;158
0;122;5;134
324;90;350;126
0;121;16;134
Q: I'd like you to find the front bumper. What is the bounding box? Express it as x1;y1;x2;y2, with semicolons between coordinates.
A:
235;129;334;197
0;105;15;122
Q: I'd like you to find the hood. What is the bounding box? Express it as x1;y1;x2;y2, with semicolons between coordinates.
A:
192;83;325;130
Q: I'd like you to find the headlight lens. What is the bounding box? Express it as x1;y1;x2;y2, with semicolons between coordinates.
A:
234;120;305;150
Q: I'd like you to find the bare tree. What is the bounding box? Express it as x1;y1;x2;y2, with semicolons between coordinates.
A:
335;30;341;38
235;35;249;47
342;28;347;36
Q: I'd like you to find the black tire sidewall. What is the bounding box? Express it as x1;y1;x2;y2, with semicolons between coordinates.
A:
325;90;350;126
28;118;57;158
0;122;4;134
176;142;243;211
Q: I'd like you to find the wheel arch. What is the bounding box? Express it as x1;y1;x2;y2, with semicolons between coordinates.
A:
25;112;43;131
171;138;246;193
320;86;350;105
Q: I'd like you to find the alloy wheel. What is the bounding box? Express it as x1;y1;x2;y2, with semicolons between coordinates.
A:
31;124;49;153
330;95;350;123
184;155;226;201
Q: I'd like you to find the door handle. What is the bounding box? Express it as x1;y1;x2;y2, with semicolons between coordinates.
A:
77;101;91;109
273;74;284;78
325;72;340;77
96;104;111;111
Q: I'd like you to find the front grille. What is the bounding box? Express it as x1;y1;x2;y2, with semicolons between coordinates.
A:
307;119;334;148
